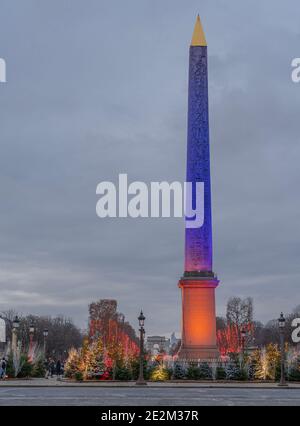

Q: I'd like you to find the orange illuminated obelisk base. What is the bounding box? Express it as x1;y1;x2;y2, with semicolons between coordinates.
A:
177;276;220;360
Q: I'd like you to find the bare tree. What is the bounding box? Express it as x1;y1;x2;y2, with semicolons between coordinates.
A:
226;297;253;327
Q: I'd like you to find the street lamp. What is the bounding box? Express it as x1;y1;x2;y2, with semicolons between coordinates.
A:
43;329;49;357
278;312;288;387
136;310;147;386
12;315;20;352
241;327;247;356
29;321;35;354
28;321;35;359
29;322;35;335
13;316;20;330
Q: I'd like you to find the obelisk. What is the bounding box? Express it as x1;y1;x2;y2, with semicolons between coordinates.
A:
178;16;219;360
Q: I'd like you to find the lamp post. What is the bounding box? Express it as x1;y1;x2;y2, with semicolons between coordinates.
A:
29;321;35;359
12;315;20;353
241;327;246;357
43;329;48;357
136;310;147;386
0;316;6;354
278;312;288;387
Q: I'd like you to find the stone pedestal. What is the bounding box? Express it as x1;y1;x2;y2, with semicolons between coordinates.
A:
177;275;219;360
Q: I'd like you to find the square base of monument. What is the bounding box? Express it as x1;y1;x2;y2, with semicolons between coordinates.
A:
177;346;220;361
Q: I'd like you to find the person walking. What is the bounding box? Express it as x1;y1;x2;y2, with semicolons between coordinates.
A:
0;358;7;379
44;358;49;379
56;359;62;380
49;359;55;378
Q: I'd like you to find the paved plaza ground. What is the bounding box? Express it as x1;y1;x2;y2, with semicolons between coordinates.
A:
0;379;300;405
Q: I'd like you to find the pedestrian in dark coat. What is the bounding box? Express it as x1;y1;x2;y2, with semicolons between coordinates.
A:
56;359;62;378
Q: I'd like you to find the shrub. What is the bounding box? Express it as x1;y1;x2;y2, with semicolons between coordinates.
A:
115;365;132;380
3;353;32;378
199;362;213;380
75;371;83;381
247;361;256;381
186;365;201;380
275;360;285;382
32;358;46;378
17;355;33;378
225;362;248;381
225;363;241;380
239;367;248;381
215;365;226;380
172;363;186;380
288;366;300;382
5;355;14;378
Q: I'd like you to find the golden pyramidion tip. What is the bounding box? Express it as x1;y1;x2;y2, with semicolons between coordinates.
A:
191;15;207;46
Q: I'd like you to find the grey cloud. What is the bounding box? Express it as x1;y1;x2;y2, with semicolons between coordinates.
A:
0;0;299;335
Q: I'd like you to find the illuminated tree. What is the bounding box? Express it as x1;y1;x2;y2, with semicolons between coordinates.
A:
86;339;105;378
88;299;139;361
65;338;106;380
150;363;170;381
64;347;81;378
217;324;240;355
252;344;281;381
106;339;124;379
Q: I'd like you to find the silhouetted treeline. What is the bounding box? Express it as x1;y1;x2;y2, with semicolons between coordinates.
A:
217;297;300;348
0;309;83;358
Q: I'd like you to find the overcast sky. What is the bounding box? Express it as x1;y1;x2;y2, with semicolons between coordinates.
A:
0;0;299;336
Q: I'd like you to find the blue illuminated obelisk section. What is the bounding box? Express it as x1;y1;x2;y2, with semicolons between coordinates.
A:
185;15;212;273
178;16;219;361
